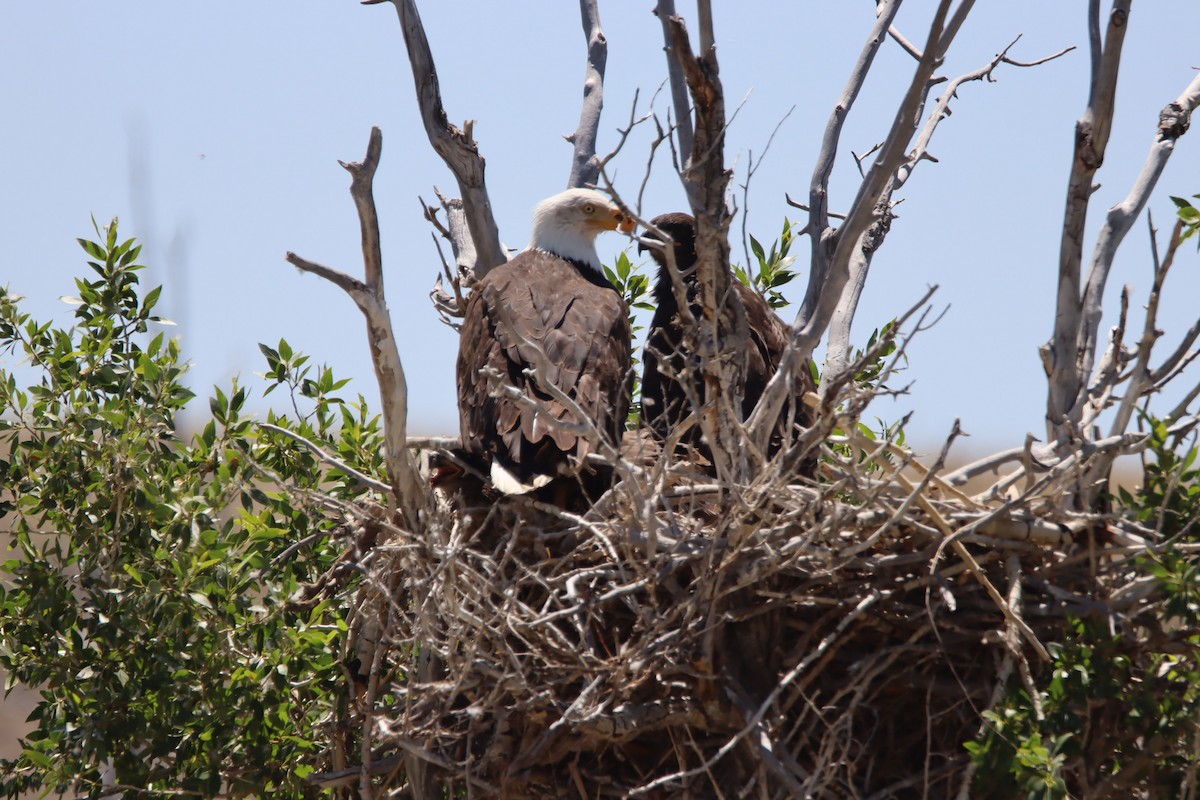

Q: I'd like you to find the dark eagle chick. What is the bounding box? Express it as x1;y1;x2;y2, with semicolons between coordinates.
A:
639;212;816;461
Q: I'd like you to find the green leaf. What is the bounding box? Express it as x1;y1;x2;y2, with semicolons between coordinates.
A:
143;285;163;314
77;238;106;261
22;747;52;770
750;234;765;265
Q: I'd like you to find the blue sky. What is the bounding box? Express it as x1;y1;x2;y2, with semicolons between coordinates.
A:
2;2;1198;454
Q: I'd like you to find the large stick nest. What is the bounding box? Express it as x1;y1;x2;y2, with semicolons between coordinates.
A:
342;397;1163;799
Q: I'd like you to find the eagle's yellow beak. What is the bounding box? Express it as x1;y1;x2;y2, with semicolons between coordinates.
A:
613;209;636;235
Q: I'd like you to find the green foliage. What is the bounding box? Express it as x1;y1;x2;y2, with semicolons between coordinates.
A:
966;618;1200;799
1117;415;1200;541
0;220;371;798
825;321;904;476
852;321;900;388
604;249;652;427
603;249;654;332
967;420;1200;797
735;218;799;309
1170;193;1200;248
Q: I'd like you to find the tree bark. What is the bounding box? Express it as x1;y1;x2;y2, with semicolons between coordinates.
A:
1045;1;1131;443
566;0;608;189
663;7;750;481
370;0;508;282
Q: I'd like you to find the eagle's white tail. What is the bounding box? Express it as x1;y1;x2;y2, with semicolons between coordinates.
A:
490;461;554;495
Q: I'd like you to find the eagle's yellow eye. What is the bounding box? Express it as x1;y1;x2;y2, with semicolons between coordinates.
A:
582;203;596;215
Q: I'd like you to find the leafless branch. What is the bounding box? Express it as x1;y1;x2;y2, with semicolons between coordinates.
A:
1045;0;1132;442
826;36;1072;379
595;89;654;177
566;0;608;189
662;8;750;481
285;126;426;531
652;0;695;162
367;0;507;281
1067;71;1200;426
803;0;904;319
785;199;847;242
887;21;924;61
423;190;476;327
751;0;967;451
738;105;796;285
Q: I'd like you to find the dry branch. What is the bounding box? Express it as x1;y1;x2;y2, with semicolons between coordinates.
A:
367;0;507;282
750;0;971;451
825;36;1074;379
661;4;752;481
1074;71;1200;428
566;0;608;189
1046;0;1132;443
801;0;904;327
652;0;695;162
285;127;425;531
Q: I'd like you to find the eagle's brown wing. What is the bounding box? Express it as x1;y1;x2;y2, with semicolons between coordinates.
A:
457;251;632;487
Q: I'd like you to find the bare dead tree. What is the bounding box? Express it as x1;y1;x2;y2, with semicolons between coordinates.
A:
275;3;1200;797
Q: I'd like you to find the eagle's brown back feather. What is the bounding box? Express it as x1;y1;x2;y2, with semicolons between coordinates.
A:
457;250;632;489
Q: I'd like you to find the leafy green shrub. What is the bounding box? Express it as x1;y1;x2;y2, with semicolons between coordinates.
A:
966;419;1200;799
0;220;371;798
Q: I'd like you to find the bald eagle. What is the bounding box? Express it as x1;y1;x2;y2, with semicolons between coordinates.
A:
457;188;635;495
639;212;816;461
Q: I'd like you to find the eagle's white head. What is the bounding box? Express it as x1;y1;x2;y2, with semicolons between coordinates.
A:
528;188;635;273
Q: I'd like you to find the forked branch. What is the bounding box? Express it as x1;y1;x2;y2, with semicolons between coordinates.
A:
285;127;426;531
824;36;1074;378
1045;0;1132;441
1068;71;1200;427
749;0;970;449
